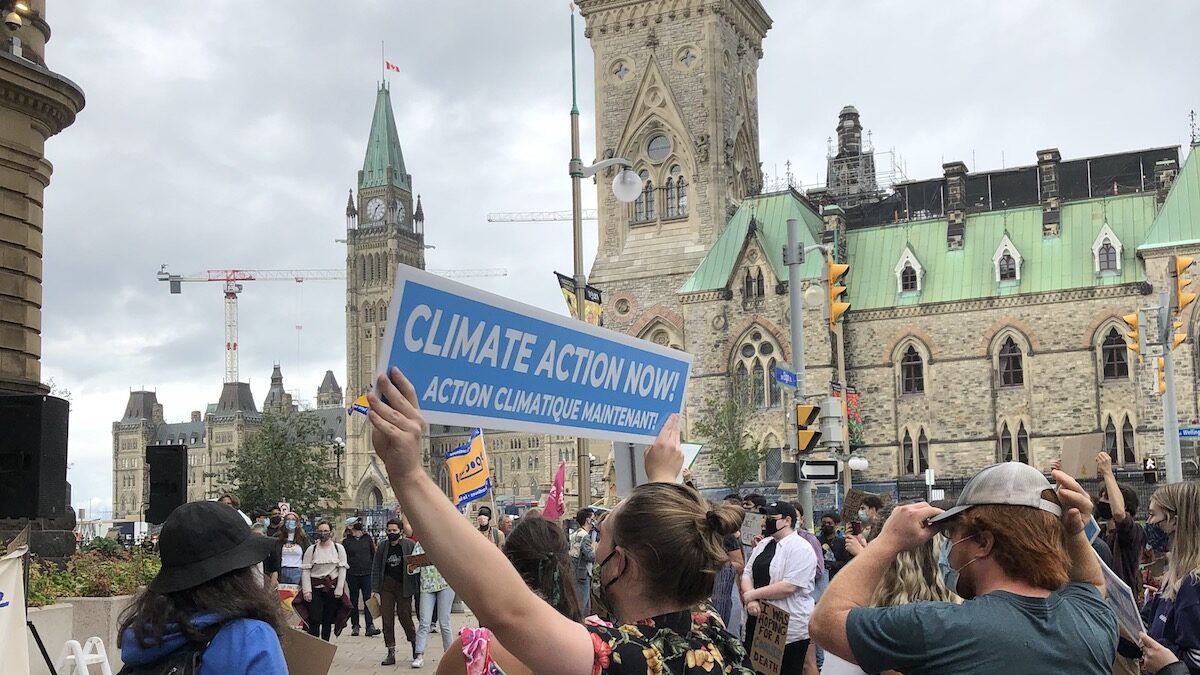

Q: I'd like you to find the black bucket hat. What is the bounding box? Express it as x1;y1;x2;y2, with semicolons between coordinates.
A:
149;500;277;594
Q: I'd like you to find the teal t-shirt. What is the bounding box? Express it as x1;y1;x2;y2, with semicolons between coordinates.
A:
846;582;1117;675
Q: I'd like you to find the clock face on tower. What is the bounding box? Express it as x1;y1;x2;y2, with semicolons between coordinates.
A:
393;200;407;226
366;197;386;222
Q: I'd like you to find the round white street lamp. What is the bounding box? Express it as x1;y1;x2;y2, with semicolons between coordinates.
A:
612;169;643;203
847;456;869;472
804;284;824;309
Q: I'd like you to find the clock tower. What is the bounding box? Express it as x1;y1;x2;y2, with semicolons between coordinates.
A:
344;82;426;505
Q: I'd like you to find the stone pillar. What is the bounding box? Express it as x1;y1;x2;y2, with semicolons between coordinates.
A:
1037;148;1061;237
1155;159;1179;208
0;1;84;395
943;161;968;250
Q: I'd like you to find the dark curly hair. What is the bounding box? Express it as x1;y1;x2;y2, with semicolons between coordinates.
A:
118;566;284;650
503;516;583;622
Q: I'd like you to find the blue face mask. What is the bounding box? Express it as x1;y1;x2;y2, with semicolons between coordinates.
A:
858;510;868;522
938;535;975;597
1146;521;1171;553
286;520;297;531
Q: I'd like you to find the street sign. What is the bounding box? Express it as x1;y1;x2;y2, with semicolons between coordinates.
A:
1179;427;1200;438
1146;344;1165;358
774;366;798;389
924;468;935;486
799;460;839;481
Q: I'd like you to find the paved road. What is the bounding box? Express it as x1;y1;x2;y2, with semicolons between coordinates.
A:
325;609;477;675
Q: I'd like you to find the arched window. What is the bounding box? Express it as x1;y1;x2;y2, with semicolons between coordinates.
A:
732;329;783;409
999;252;1017;281
901;264;918;292
665;179;677;217
901;429;914;474
998;423;1013;463
1098;241;1118;272
644;178;656;220
1016;423;1030;464
1104;417;1118;461
901;346;924;394
755;270;765;297
360;255;367;283
1121;417;1136;464
677;176;688;216
751;361;765;409
633;170;650;222
1101;327;1128;380
365;306;375;323
918;430;930;472
998;337;1024;387
743;269;755;299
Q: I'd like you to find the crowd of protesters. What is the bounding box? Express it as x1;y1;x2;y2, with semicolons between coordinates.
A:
109;367;1200;675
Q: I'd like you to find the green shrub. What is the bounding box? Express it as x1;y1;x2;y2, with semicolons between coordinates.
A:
26;548;161;607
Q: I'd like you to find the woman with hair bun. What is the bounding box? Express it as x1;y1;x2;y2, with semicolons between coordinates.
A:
367;367;753;675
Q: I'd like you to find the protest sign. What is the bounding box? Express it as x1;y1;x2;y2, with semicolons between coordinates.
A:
0;546;29;671
378;265;692;444
446;429;492;508
281;626;338;675
611;441;703;497
749;602;788;675
1061;433;1103;480
741;513;766;547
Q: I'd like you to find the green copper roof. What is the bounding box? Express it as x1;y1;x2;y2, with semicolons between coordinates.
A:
679;191;827;293
1139;145;1200;251
360;85;410;191
845;192;1158;310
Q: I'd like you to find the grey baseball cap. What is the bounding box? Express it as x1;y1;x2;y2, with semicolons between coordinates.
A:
928;462;1063;525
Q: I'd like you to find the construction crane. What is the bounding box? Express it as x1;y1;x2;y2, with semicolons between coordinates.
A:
156;265;507;384
487;210;598;222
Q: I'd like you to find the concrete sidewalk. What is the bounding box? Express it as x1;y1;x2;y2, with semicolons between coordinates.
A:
328;609;477;675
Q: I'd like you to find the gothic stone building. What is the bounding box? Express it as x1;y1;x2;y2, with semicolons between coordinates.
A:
575;0;1200;487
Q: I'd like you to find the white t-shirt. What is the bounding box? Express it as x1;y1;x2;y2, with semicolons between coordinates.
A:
280;542;304;568
743;531;818;643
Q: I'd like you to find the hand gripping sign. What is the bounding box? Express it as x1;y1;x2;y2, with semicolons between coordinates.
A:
375;265;692;444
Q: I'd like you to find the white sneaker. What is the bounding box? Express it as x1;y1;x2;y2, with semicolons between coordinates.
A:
411;657;424;668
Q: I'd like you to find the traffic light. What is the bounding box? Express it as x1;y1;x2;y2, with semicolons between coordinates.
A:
1173;255;1196;318
1122;313;1140;354
795;403;821;454
828;262;850;329
1158;356;1166;395
1175;320;1187;350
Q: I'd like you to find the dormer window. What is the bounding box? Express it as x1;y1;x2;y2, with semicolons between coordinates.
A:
998;253;1017;281
1092;223;1123;274
900;265;917;291
992;234;1023;282
894;246;924;293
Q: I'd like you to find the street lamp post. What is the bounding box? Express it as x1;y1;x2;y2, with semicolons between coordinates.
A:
332;437;346;480
569;8;642;507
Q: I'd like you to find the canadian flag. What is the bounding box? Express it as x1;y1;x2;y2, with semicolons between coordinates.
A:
543;462;567;521
384;60;401;73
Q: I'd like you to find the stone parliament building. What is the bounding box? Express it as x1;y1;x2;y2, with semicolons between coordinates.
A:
574;0;1200;488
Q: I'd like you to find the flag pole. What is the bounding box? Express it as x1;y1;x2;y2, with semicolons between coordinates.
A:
380;40;385;85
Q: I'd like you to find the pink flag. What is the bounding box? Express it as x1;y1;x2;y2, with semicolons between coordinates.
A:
543;462;567;521
385;60;401;73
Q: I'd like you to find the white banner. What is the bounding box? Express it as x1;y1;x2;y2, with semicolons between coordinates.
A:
0;546;30;674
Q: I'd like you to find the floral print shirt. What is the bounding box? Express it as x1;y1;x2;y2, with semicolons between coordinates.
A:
585;607;752;675
411;542;449;594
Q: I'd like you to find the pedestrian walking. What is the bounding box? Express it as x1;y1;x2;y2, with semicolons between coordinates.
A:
270;511;308;586
371;517;419;666
817;512;851;580
414;536;455;668
300;520;349;641
437;513;584;674
569;507;596;616
365;367;753;674
117;501;286;674
1143;481;1200;672
810;463;1117;674
741;501;819;673
342;519;380;637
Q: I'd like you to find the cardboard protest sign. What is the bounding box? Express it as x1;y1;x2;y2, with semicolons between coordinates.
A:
841;488;878;525
1061;433;1103;479
281;626;338;675
378;265;692;444
741;513;766;547
405;552;434;575
749;602;789;675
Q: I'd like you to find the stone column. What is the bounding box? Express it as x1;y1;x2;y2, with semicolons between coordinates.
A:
0;1;85;395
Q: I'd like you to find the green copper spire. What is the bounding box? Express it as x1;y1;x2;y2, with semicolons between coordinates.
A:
360;83;410;192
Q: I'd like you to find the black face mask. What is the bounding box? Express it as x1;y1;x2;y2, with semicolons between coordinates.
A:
820;524;835;537
269;516;282;526
763;517;782;537
1096;502;1114;520
387;532;402;542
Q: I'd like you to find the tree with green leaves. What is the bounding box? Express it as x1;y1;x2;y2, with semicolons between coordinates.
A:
693;379;762;490
224;412;344;516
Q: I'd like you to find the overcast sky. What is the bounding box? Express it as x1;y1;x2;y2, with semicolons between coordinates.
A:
43;1;1198;516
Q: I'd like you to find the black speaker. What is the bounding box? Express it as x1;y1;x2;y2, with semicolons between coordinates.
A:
0;394;69;519
146;444;187;524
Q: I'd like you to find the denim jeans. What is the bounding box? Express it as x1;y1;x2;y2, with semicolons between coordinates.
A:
279;566;301;585
415;587;454;655
346;574;375;630
578;577;591;616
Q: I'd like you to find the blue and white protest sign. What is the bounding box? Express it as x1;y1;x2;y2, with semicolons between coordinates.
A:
377;265;692;444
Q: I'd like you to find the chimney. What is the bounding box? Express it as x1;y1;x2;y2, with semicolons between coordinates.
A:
191;410;201;423
1155;159;1179;208
821;204;848;262
1037;148;1061;237
151;402;164;425
943;161;968;249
